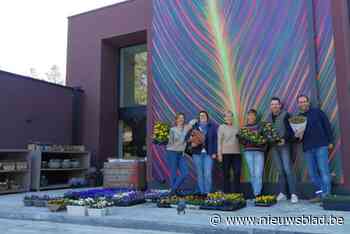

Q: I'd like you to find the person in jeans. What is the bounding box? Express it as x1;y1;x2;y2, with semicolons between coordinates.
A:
296;95;333;203
188;111;218;195
267;97;298;203
240;109;266;198
217;110;241;193
166;113;195;195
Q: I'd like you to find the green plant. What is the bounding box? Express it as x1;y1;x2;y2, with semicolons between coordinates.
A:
48;199;67;206
323;195;350;203
88;198;114;209
261;122;282;144
67;198;91;206
255;195;276;204
153;122;170;144
237;127;267;145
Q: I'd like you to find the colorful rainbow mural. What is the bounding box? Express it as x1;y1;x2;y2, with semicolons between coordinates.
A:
149;0;343;188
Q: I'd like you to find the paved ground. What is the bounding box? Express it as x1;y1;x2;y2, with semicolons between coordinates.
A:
0;218;187;234
0;188;348;234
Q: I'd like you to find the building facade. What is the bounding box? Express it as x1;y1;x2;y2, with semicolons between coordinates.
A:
67;0;350;194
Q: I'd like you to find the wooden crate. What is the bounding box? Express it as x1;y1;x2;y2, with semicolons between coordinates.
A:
103;160;146;189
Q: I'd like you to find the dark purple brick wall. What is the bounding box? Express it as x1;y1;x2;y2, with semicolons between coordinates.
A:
0;70;77;149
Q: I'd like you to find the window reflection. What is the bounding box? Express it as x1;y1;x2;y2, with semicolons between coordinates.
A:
120;44;147;107
120;116;147;159
119;44;147;159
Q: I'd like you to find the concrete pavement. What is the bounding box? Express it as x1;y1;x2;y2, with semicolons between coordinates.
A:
0;218;189;234
0;188;348;234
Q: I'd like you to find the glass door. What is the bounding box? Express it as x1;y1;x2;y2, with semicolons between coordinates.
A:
118;44;147;159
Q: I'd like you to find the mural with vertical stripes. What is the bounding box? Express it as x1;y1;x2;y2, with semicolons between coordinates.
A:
149;0;343;188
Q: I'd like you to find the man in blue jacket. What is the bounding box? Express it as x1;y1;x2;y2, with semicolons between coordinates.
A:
296;95;333;203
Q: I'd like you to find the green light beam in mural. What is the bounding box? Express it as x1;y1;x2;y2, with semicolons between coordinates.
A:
207;0;240;125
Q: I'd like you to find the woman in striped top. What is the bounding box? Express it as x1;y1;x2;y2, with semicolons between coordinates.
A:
240;109;266;198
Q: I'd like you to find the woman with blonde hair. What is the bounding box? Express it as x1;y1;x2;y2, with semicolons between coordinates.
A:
166;113;195;194
217;110;241;193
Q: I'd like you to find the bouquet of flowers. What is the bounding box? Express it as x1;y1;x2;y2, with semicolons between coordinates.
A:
261;122;283;145
288;115;307;138
152;122;170;145
237;127;267;146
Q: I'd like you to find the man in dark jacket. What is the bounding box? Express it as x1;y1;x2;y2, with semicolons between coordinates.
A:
296;95;333;203
267;97;298;203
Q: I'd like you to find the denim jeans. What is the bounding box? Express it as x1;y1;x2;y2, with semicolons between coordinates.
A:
192;153;213;194
304;146;331;198
244;151;264;196
270;145;297;195
166;150;189;191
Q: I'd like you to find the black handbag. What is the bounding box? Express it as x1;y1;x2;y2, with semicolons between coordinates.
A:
184;142;193;157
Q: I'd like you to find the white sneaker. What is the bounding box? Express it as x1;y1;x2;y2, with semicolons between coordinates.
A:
291;194;299;203
277;193;287;201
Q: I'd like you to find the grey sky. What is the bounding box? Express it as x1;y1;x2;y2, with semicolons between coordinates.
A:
0;0;126;82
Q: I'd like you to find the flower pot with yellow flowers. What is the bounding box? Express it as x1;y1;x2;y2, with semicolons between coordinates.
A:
152;122;170;145
255;195;277;207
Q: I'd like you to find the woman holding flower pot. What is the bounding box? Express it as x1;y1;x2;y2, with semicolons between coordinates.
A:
166;113;196;195
186;111;218;195
238;109;266;199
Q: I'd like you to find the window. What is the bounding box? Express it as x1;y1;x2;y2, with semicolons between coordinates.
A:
118;44;147;159
120;44;147;107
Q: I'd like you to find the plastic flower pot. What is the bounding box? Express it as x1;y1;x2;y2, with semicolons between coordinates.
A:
23;199;33;207
66;205;87;216
186;204;200;210
323;195;350;211
33;199;47;207
87;207;110;217
48;204;65;212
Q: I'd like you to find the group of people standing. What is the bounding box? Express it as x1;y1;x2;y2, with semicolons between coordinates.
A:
165;95;333;203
